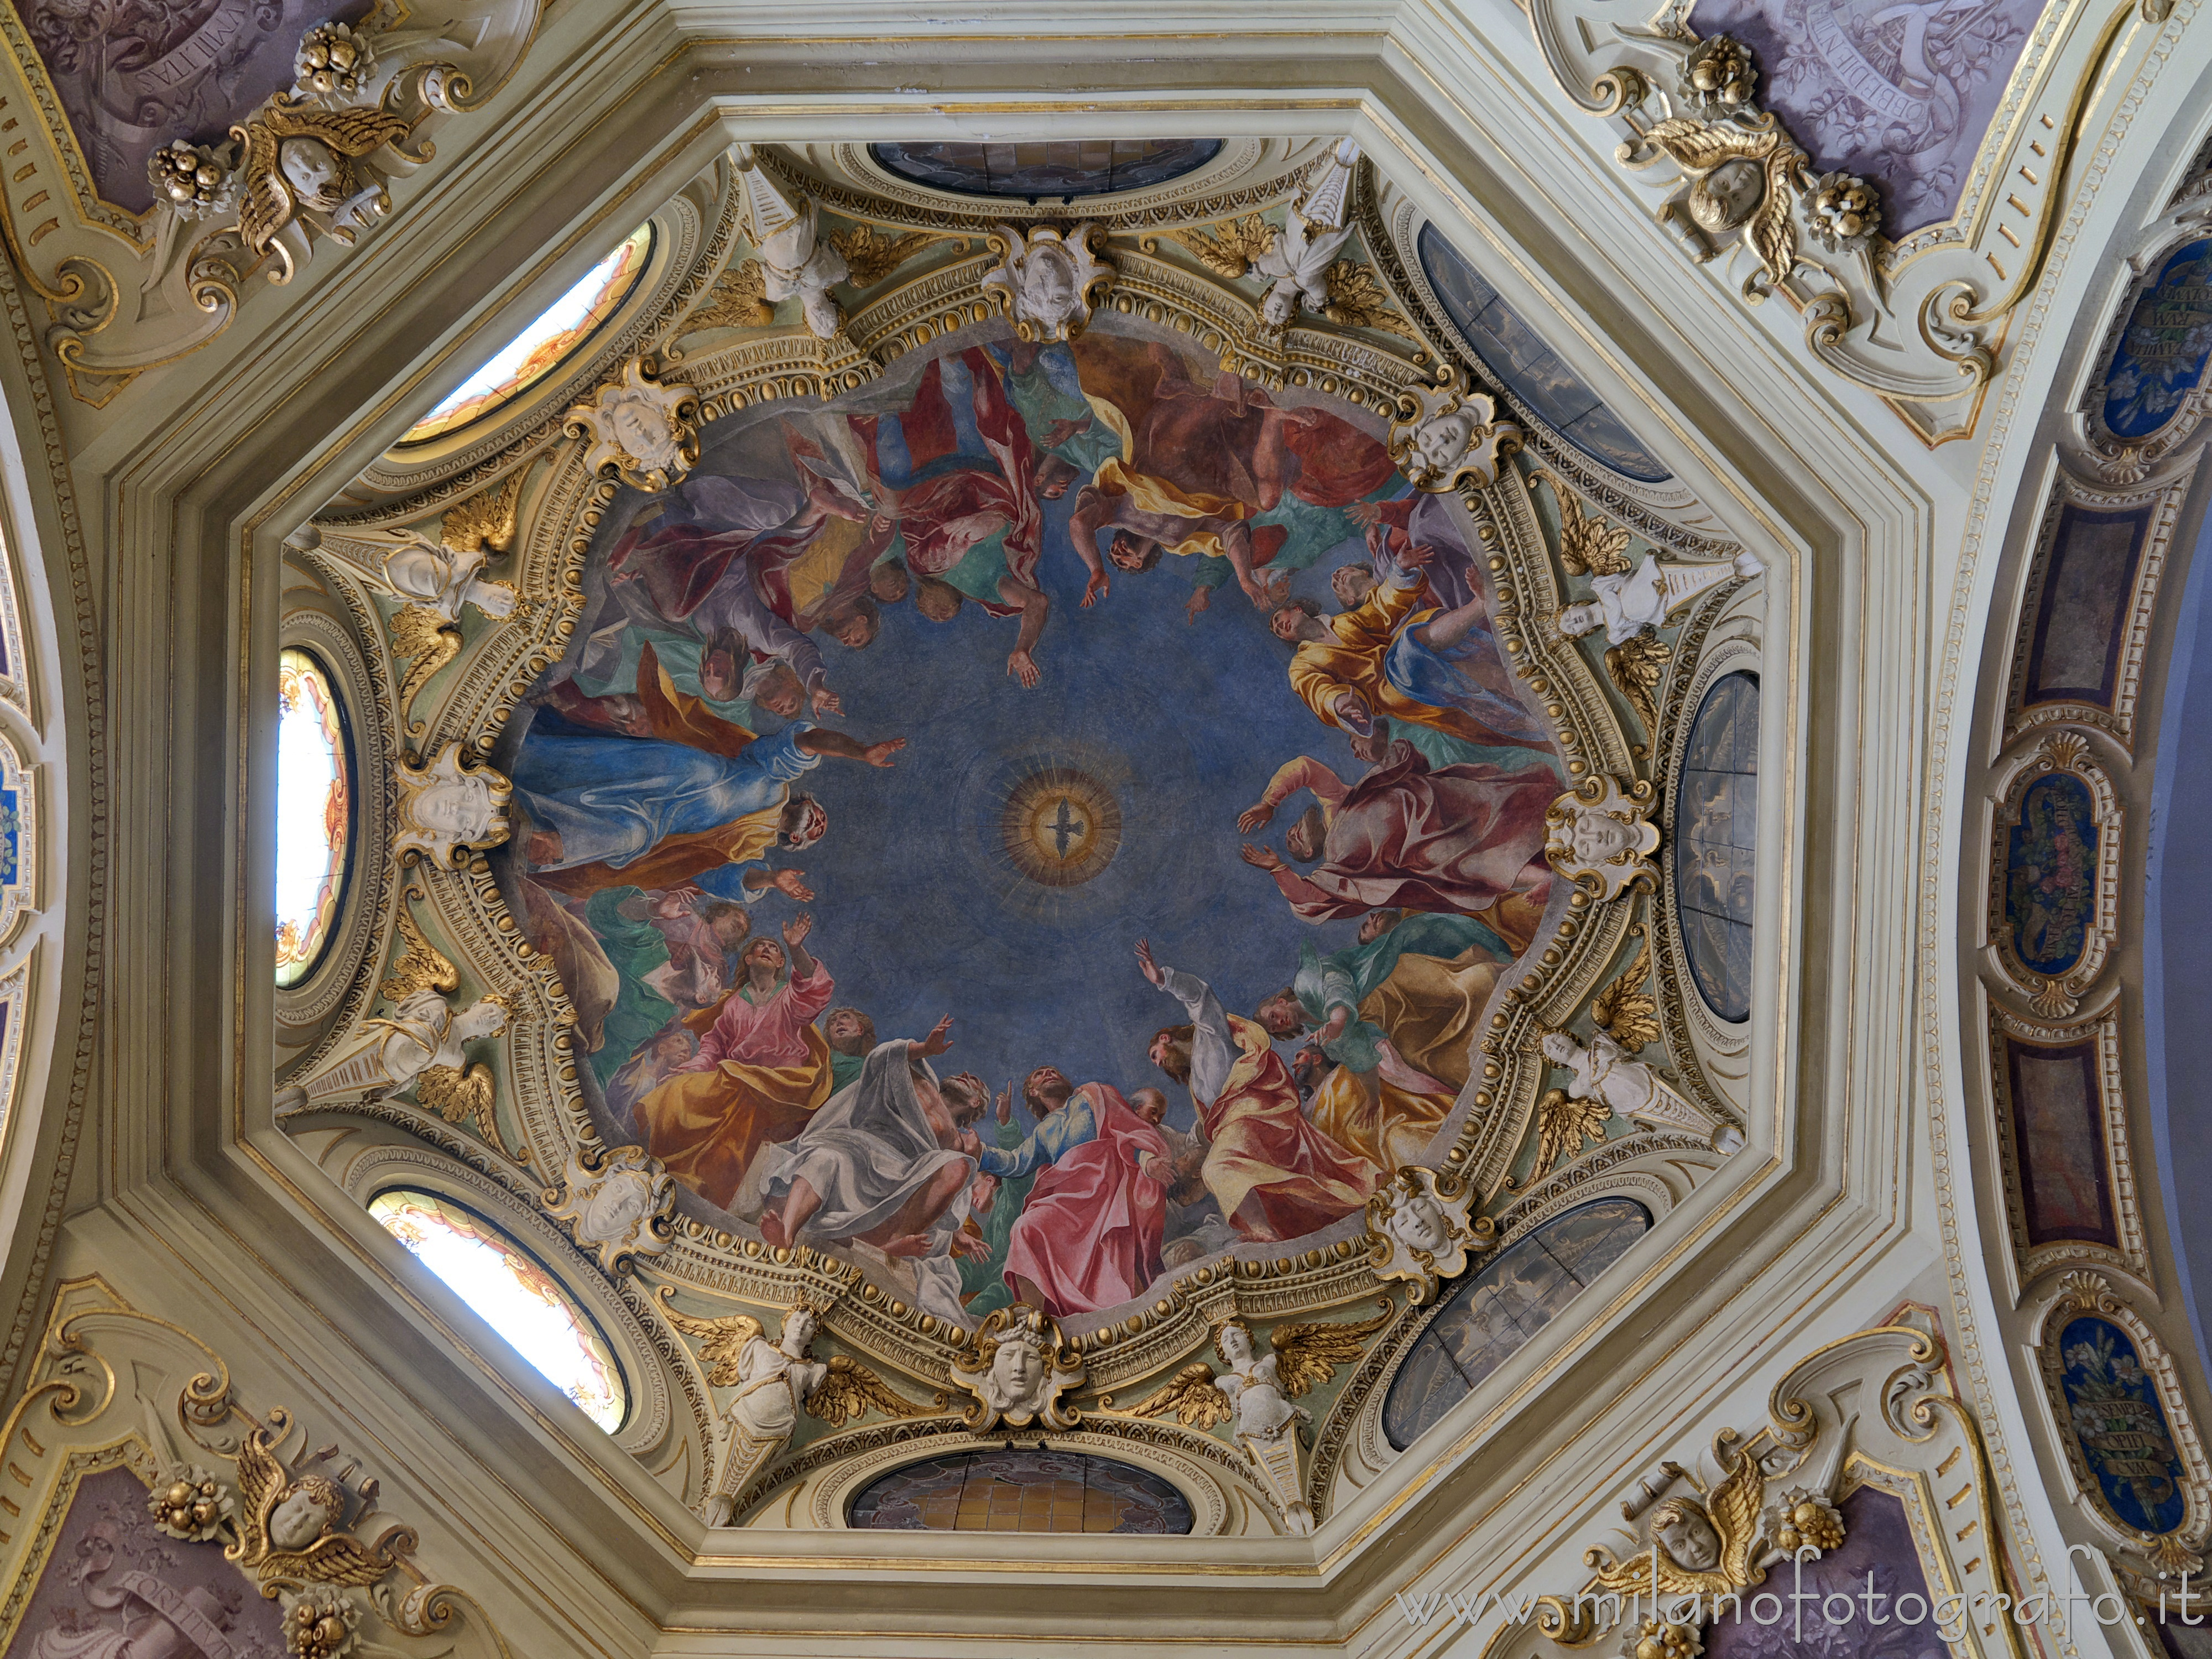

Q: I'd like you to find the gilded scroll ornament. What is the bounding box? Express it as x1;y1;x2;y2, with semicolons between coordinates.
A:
951;1306;1086;1432
1389;364;1522;492
980;224;1114;342
566;358;702;493
1545;774;1661;900
1366;1167;1495;1301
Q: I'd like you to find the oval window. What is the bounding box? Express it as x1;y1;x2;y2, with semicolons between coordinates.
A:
1383;1197;1649;1450
369;1190;626;1432
1674;672;1759;1024
401;225;653;444
848;1448;1193;1533
275;648;353;987
869;139;1222;199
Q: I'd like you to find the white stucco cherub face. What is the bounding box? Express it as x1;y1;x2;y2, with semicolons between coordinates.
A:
278;137;342;206
1022;247;1080;327
782;1309;819;1355
1541;1031;1578;1067
609;397;675;469
1386;1191;1452;1255
989;1334;1046;1405
414;776;491;838
1689;159;1764;233
450;999;508;1043
1654;1501;1722;1572
269;1483;342;1552
1217;1322;1255;1366
1570;810;1636;865
1557;601;1603;638
1412;411;1476;478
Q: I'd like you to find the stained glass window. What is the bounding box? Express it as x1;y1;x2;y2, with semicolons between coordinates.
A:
275;648;352;987
401;225;653;444
1675;672;1759;1023
369;1190;626;1432
848;1449;1193;1533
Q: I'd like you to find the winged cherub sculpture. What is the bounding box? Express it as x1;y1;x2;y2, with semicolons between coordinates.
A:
227;1413;412;1589
1127;1305;1392;1533
234;96;416;281
659;1295;937;1525
1619;114;1808;290
275;899;508;1147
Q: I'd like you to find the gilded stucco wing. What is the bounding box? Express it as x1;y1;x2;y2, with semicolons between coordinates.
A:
1631;117;1774;175
1171;215;1276;280
414;1062;497;1144
828;225;937;288
686;260;774;331
1589;933;1660;1051
1604;632;1672;746
1709;1443;1768;1585
657;1303;763;1387
228;1424;288;1563
804;1354;934;1427
1541;473;1634;577
1270;1304;1394;1397
1530;1087;1610;1178
275;101;413;161
378;902;460;1003
233;126;293;258
389;603;461;737
265;1528;409;1589
440;473;521;555
1321;260;1417;340
1746;150;1804;285
1125;1363;1234;1430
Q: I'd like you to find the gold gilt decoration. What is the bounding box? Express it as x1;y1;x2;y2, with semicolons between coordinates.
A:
1606;632;1672;745
827;223;940;288
1523;1088;1611;1185
378;899;458;1003
1584;1433;1769;1606
1619;115;1806;289
439;472;520;555
1123;1303;1392;1424
1321;258;1417;339
375;898;507;1152
227;1411;414;1588
1168;214;1278;280
1537;472;1634;577
234;98;417;282
657;1300;936;1428
686;259;774;332
389;604;462;740
1590;928;1660;1050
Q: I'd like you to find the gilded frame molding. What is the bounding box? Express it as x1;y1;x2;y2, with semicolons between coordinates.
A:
1982;729;2123;1016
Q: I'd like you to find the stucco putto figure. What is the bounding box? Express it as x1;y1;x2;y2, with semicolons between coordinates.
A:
1557;550;1764;646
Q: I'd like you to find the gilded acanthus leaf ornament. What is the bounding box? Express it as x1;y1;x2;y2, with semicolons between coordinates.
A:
1620;114;1806;289
685;260;775;332
1169;215;1277;280
827;223;940;288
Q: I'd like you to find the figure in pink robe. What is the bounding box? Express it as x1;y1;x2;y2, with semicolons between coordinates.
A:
975;1067;1173;1317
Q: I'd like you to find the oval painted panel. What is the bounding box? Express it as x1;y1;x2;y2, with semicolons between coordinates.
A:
1674;672;1758;1023
2057;1315;2189;1535
275;647;354;987
848;1448;1194;1533
2103;239;2212;441
1383;1197;1650;1450
1416;223;1670;483
869;140;1223;200
370;1190;627;1432
2005;771;2098;978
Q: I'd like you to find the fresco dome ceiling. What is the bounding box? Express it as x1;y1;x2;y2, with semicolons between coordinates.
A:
17;0;2202;1648
269;131;1768;1561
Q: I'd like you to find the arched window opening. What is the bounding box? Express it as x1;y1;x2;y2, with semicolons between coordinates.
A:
275;647;353;987
368;1189;627;1431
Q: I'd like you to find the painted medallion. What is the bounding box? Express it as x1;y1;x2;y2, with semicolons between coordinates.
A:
2057;1314;2189;1535
2004;772;2097;979
505;317;1568;1330
2103;239;2212;441
869;139;1223;200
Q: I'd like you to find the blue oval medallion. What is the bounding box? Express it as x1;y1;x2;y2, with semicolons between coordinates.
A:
2058;1315;2188;1536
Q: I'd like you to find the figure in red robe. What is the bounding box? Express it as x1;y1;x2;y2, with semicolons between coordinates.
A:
974;1066;1174;1317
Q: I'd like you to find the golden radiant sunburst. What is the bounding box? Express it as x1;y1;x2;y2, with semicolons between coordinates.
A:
999;766;1123;888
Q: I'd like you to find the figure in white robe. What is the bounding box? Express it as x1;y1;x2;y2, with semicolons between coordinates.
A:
1557;550;1765;646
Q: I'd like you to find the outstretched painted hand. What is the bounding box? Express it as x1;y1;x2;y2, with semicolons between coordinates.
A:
1240;843;1285;872
863;737;906;768
782;912;813;947
917;1015;954;1058
1134;937;1166;988
1237;801;1275;833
